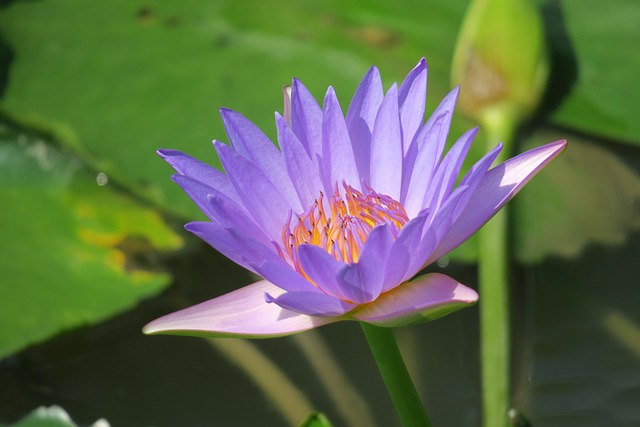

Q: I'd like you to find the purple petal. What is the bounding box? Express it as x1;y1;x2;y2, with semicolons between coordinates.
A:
406;185;469;277
429;140;567;262
322;87;361;191
291;78;323;160
422;127;477;213
353;273;478;327
398;58;427;152
383;209;430;292
207;193;273;247
401;88;459;211
297;244;349;300
220;109;300;210
251;257;320;294
276;113;324;209
143;280;336;338
171;175;222;223
346;66;384;131
214;140;292;240
346;66;384;182
266;290;355;317
157;149;242;206
402;113;450;216
185;221;263;274
337;224;394;303
452;143;503;220
187;222;313;294
370;84;403;200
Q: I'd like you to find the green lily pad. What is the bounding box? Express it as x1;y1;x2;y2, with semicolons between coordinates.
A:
0;131;182;358
298;413;334;427
0;406;108;427
514;132;640;262
547;0;640;145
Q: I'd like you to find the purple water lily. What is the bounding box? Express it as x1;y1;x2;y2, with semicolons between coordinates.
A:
144;58;565;338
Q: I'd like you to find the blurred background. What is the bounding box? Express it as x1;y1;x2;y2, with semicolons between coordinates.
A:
0;0;639;426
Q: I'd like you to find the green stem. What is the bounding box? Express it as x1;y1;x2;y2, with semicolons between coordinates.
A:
360;323;431;427
478;109;517;427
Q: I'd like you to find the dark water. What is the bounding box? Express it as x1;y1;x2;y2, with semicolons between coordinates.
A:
1;232;639;427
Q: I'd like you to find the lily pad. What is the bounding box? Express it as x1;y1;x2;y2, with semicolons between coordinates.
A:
0;131;182;358
514;132;640;262
298;413;334;427
547;0;640;145
0;406;108;427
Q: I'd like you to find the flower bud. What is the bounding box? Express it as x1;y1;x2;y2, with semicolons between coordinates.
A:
451;0;549;125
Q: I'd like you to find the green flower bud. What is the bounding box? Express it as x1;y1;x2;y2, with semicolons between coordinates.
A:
451;0;549;126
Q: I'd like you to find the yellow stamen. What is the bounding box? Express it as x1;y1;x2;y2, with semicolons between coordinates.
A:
282;184;409;274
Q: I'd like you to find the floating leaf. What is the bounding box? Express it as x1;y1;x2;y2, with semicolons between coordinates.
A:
547;0;640;145
0;406;108;427
298;413;334;427
0;131;182;358
514;132;640;262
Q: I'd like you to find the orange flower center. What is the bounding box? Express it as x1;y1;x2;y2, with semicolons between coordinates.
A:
281;184;409;270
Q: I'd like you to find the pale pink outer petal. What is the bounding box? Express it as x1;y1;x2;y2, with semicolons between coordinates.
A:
352;273;478;327
143;281;337;338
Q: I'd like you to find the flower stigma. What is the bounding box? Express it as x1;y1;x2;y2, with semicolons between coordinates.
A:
282;183;409;277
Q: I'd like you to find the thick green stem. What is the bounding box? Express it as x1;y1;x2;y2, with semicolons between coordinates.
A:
478;109;517;427
360;323;431;427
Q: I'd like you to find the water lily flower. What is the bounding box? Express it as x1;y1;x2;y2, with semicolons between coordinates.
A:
144;58;565;338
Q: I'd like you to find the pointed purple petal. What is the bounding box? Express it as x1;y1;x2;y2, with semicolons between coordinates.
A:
251;258;320;294
402;113;450;215
406;185;469;277
337;224;394;303
429;140;567;262
220;109;300;211
422;127;477;212
383;209;430;292
143;280;336;338
291;78;323;159
187;222;314;294
353;273;478;327
401;88;459;211
158;149;242;206
207;193;273;247
266;290;354;317
346;66;384;131
370;84;403;200
322;87;361;191
297;244;349;300
185;221;262;274
398;58;427;152
276;113;324;209
346;66;384;182
452;143;503;220
171;175;222;223
215;140;292;240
